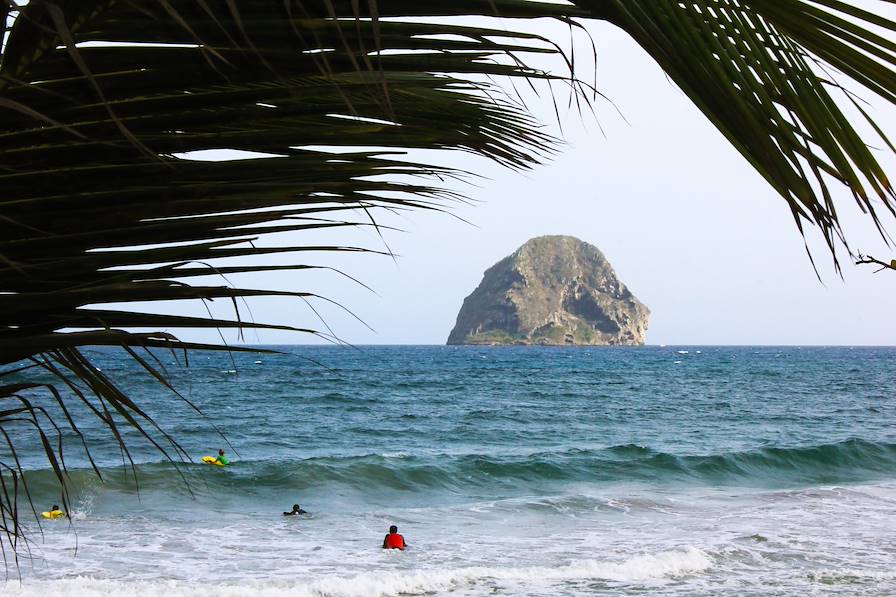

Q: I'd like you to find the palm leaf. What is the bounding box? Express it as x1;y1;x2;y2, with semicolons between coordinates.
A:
579;0;896;262
0;0;572;560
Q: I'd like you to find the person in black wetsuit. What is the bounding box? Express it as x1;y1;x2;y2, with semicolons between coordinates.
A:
283;504;308;516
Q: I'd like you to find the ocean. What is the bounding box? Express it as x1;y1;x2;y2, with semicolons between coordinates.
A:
3;345;895;596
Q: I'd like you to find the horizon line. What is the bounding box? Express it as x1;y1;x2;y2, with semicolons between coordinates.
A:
226;343;896;348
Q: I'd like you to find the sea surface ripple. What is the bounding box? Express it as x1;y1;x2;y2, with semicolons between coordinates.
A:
4;345;895;596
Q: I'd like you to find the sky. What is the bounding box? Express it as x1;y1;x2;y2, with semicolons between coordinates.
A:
149;14;896;347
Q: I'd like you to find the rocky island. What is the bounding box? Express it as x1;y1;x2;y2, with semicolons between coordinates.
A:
447;236;650;346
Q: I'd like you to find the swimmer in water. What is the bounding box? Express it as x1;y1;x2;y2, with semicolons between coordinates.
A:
213;449;229;466
43;504;66;519
283;504;308;516
382;525;406;550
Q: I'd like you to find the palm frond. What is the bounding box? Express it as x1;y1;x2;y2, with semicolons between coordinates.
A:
578;0;896;264
0;0;571;560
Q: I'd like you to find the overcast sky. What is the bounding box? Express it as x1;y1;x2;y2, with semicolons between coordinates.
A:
156;15;896;347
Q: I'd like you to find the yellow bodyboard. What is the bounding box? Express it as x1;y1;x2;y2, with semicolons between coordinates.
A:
202;456;225;467
41;510;65;519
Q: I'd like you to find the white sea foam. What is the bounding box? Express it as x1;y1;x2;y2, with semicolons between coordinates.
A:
68;491;93;521
807;569;896;582
4;548;712;596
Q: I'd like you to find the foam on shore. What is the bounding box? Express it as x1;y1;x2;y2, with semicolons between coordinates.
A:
5;547;711;597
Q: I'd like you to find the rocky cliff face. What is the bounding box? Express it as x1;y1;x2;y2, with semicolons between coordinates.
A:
447;236;650;346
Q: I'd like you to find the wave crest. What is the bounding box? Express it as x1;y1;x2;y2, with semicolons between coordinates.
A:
20;439;896;496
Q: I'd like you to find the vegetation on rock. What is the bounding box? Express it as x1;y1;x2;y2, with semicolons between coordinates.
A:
448;236;650;346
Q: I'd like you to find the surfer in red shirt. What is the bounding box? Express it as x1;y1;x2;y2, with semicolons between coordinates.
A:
382;525;407;550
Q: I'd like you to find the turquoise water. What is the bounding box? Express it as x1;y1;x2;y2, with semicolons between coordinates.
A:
5;346;896;595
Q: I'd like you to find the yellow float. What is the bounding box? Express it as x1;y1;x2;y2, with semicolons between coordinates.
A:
41;510;65;519
202;456;225;467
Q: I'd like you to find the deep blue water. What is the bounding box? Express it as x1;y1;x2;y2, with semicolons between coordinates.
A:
3;346;896;595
